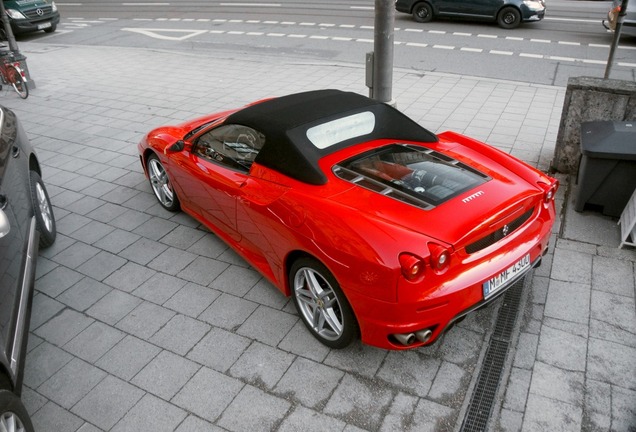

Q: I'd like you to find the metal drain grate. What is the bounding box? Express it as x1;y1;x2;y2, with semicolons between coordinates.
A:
460;277;526;432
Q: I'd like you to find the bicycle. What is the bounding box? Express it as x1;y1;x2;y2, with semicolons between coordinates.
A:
0;50;28;99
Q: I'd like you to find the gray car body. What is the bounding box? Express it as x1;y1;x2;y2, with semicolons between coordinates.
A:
0;106;40;396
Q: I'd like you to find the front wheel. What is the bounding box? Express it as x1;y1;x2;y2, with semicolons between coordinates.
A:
29;171;56;248
290;257;358;349
44;23;57;33
413;2;433;23
9;67;28;99
147;153;180;212
497;7;521;29
0;390;35;432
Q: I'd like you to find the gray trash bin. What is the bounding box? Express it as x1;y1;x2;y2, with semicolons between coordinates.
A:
575;121;636;217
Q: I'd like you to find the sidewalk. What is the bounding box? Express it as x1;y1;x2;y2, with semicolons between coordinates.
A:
3;42;635;431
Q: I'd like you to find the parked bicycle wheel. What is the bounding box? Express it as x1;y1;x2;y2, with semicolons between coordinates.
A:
8;66;28;99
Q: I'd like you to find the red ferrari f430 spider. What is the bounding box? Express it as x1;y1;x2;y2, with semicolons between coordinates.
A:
138;89;557;350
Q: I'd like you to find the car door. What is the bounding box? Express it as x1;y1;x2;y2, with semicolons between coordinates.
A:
176;124;265;242
435;0;500;17
0;118;29;380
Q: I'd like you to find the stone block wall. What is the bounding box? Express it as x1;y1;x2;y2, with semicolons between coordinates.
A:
552;76;636;173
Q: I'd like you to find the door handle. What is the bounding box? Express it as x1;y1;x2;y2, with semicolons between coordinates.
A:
0;194;7;210
11;145;20;158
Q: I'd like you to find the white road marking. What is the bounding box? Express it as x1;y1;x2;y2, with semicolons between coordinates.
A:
122;27;207;40
122;2;170;5
219;3;281;6
78;18;634;70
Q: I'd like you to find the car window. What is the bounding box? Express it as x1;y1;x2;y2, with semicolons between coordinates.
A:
336;144;489;207
194;124;265;172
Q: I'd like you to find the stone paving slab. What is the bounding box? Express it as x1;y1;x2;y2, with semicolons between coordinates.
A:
2;41;634;431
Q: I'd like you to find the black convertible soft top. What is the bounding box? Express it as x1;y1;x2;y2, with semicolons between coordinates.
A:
225;89;438;185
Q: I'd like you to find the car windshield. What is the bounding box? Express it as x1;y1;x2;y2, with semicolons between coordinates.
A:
336;144;489;207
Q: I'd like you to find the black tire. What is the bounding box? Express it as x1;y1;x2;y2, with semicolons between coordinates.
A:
290;257;358;349
44;23;57;33
146;153;180;212
413;2;434;23
0;389;35;432
497;6;521;29
9;67;28;99
29;171;56;248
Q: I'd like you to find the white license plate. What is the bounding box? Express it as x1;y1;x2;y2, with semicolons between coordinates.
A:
38;22;51;30
483;254;531;298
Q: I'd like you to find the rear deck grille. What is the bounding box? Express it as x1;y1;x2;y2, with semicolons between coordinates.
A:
465;208;534;254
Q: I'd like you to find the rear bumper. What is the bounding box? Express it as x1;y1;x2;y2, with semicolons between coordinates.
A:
351;214;553;350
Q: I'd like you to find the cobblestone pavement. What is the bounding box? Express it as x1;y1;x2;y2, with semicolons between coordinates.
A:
2;42;634;431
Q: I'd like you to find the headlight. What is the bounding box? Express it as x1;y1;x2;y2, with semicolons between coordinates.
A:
52;1;58;12
523;0;543;9
6;9;27;19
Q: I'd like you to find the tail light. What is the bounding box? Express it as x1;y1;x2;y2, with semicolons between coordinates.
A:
428;243;451;271
399;253;425;281
399;243;451;281
539;179;559;204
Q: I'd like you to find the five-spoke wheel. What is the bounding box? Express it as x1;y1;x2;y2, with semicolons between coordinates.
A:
147;154;180;212
290;257;358;348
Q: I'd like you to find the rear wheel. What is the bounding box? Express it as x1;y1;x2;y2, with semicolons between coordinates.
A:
9;67;28;99
29;171;56;248
0;390;35;432
147;153;180;212
290;257;358;349
497;6;521;29
413;2;433;23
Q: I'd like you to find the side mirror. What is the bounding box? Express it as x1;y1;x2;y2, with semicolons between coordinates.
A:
167;140;186;153
0;208;10;239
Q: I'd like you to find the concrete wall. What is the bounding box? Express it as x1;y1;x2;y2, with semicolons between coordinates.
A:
551;76;636;173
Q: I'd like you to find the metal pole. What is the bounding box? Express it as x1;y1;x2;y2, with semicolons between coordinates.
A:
0;1;20;54
373;0;395;103
605;0;629;79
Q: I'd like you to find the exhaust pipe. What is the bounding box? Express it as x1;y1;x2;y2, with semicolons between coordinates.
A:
394;332;416;346
415;329;432;343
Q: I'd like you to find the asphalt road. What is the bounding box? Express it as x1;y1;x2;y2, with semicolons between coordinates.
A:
18;0;636;85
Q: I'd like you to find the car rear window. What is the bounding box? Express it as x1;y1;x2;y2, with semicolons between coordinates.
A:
306;111;375;149
334;144;489;207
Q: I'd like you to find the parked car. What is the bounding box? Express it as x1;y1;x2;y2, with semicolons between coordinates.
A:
0;105;56;432
396;0;546;29
1;0;59;37
138;89;557;350
603;0;636;38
